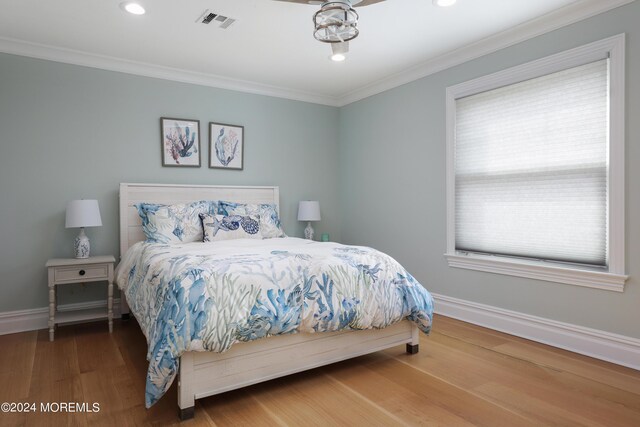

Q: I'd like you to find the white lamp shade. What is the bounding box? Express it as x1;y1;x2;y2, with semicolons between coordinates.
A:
298;201;321;222
65;199;103;228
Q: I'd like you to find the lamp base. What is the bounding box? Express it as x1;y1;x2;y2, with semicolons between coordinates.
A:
74;228;91;259
304;222;315;240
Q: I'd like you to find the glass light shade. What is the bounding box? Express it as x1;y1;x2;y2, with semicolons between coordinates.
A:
65;199;103;228
330;41;349;61
298;201;321;222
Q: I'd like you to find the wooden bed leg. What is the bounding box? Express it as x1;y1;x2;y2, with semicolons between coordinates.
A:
178;352;195;421
406;325;420;354
120;295;131;320
406;343;419;354
178;406;195;421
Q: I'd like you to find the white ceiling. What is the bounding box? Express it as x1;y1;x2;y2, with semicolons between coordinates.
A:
0;0;618;104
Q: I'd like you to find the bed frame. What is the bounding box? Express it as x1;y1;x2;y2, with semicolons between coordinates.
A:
118;182;419;420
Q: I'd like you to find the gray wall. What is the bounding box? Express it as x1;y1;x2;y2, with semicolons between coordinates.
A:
338;2;640;339
1;2;638;340
0;54;340;311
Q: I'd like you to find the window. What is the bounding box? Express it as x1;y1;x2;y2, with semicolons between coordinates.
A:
445;35;627;291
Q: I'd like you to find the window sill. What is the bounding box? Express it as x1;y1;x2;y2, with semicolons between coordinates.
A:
444;253;628;292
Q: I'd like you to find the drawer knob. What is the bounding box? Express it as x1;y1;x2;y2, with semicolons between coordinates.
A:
79;269;86;276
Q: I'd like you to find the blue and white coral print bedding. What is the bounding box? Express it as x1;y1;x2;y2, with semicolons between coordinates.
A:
115;237;434;407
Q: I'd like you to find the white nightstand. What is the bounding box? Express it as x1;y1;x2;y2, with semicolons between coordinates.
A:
45;255;115;341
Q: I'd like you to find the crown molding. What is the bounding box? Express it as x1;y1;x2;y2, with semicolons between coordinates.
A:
0;37;341;107
336;0;636;106
0;0;634;108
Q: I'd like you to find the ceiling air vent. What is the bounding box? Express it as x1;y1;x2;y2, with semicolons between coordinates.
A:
201;12;217;24
219;18;236;29
196;9;236;29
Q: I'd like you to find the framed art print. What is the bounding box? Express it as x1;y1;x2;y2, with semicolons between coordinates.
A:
160;117;201;167
209;122;244;170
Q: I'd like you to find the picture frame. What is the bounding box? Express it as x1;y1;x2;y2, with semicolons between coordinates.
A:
209;122;244;170
160;117;201;167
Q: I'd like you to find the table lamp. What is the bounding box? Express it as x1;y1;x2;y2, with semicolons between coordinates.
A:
298;201;321;240
65;199;102;258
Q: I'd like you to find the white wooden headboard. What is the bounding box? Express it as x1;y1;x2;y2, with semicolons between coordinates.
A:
119;183;280;256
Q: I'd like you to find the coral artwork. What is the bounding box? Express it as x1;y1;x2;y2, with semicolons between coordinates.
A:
209;122;244;170
214;128;239;166
161;118;201;167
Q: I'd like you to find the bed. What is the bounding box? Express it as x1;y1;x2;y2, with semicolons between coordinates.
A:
116;183;433;420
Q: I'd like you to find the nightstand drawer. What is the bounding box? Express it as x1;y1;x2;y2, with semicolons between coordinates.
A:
54;264;109;282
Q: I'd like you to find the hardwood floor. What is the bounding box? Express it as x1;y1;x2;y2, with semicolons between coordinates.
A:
1;314;639;426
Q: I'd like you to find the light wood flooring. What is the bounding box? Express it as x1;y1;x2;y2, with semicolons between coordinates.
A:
1;314;639;426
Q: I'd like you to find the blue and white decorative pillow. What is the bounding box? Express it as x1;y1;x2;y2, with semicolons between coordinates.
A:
136;200;217;244
218;201;286;239
199;213;263;242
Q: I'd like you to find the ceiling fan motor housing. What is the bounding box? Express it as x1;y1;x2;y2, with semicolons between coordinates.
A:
313;0;360;43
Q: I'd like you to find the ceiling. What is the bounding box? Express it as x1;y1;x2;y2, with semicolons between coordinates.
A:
0;0;619;104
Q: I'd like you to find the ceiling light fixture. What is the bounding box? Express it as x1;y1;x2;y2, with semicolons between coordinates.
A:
330;41;349;61
433;0;457;7
120;2;146;15
313;1;359;44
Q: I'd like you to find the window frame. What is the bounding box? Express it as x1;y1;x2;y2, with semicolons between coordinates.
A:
445;34;627;292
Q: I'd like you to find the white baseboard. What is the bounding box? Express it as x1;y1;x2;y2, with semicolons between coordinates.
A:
3;294;638;371
432;293;640;371
0;298;121;336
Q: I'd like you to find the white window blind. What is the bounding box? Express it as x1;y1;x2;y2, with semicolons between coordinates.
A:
455;59;609;267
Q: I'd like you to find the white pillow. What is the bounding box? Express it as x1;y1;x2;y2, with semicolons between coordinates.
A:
218;201;286;238
200;213;263;242
136;200;216;244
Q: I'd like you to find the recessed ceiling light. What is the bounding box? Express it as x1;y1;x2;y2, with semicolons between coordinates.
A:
433;0;457;7
330;53;346;62
120;2;146;15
